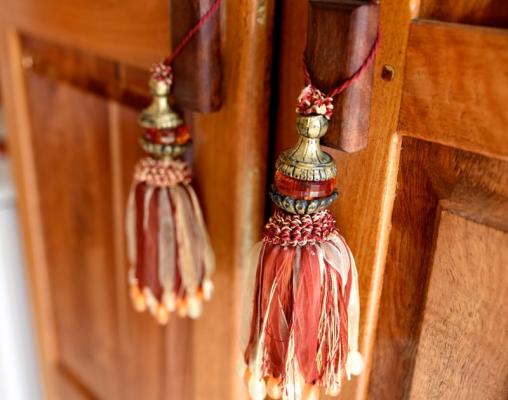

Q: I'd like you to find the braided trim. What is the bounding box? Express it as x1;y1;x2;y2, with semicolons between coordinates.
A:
133;157;191;187
296;85;334;120
263;208;337;247
151;62;173;87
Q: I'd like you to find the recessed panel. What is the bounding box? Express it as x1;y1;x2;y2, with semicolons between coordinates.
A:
409;211;508;399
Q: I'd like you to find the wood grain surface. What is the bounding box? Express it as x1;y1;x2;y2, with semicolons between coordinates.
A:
409;211;508;400
171;0;222;112
399;21;508;161
305;0;379;152
369;137;508;399
0;0;170;69
419;0;508;27
0;0;275;398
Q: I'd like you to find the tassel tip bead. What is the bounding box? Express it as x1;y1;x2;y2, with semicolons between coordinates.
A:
347;350;364;377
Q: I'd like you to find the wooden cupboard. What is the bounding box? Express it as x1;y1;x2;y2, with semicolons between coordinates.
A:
0;0;507;399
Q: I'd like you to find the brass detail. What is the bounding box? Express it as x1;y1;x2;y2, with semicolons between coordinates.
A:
269;186;339;215
139;79;183;130
381;65;395;81
276;115;336;181
139;137;189;159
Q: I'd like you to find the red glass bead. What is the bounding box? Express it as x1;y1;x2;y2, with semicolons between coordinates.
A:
143;126;191;145
274;170;335;200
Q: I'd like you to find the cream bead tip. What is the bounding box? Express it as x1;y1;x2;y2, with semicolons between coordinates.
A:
202;279;214;301
163;292;176;312
248;376;267;400
347;351;364;376
326;386;341;397
267;376;282;399
302;385;319;400
186;295;203;319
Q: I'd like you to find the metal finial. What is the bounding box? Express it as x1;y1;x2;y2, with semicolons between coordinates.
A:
276;115;337;181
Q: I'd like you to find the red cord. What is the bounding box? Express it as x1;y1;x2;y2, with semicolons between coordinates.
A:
303;29;381;99
164;0;222;66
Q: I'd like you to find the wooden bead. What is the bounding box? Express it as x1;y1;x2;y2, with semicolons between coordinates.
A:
156;305;170;325
248;375;266;400
186;294;203;319
243;368;252;382
326;386;341;397
163;291;176;312
267;376;282;399
143;288;158;314
130;285;147;312
177;298;187;317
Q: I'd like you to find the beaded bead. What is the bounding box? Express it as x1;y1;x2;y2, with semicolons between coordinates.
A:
274;170;335;200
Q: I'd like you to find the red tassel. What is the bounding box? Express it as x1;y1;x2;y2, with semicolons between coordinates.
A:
127;157;214;323
243;209;362;400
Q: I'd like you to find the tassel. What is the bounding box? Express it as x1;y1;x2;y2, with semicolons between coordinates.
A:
126;74;214;324
242;113;363;399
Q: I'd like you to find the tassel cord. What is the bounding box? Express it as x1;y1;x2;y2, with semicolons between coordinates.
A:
164;0;222;67
302;29;380;99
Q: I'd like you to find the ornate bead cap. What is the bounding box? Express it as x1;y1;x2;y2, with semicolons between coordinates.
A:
139;79;183;130
133;157;191;187
276;115;337;181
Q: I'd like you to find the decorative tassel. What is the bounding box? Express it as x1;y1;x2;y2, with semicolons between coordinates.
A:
126;72;214;324
242;113;363;399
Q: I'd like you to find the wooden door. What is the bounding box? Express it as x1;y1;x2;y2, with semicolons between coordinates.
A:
0;1;274;399
275;0;508;399
2;0;507;399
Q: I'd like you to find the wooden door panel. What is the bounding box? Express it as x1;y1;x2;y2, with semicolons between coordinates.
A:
1;0;170;68
27;74;119;399
410;211;508;399
369;138;508;399
419;0;508;27
1;0;274;397
399;21;508;161
6;33;193;399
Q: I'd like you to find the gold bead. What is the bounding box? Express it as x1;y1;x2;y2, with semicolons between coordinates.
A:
276;115;336;181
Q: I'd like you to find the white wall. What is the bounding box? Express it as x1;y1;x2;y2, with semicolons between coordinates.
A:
0;122;42;399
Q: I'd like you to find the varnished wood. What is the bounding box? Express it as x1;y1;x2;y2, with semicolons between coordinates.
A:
410;212;508;399
189;0;275;397
0;0;170;69
171;0;222;112
21;36;150;109
369;138;508;399
419;0;508;27
0;0;274;399
399;21;508;161
26;74;120;399
3;0;508;398
305;0;379;152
